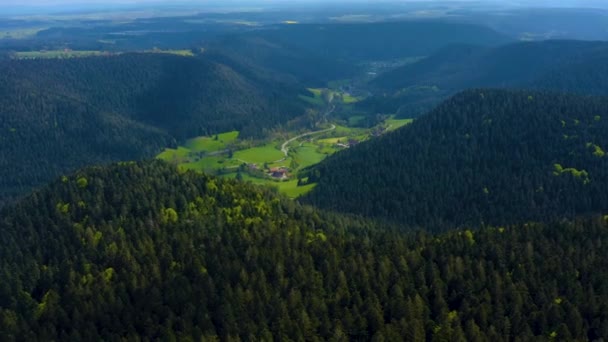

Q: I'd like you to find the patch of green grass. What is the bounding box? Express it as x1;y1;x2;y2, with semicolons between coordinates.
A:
13;50;107;59
299;88;325;106
386;116;414;131
317;136;347;145
185;131;238;152
146;49;194;57
233;143;284;164
179;156;240;172
277;180;316;198
1;27;47;40
292;144;327;169
157;147;191;162
308;88;323;97
334;124;364;136
342;94;360;104
222;173;316;198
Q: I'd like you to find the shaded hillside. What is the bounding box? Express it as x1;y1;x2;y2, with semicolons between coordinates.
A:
366;40;608;116
208;35;360;85
243;21;511;62
372;40;608;91
0;53;305;205
303;90;608;228
1;161;608;340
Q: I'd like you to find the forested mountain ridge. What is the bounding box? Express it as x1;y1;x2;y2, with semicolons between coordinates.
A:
365;40;608;116
303;89;608;229
234;21;511;62
371;40;608;91
0;53;306;206
1;160;608;340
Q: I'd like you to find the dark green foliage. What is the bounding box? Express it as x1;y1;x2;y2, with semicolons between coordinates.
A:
0;53;305;205
0;161;607;340
304;89;608;228
372;41;608;91
243;21;510;62
208;36;360;86
368;40;608;115
206;21;509;86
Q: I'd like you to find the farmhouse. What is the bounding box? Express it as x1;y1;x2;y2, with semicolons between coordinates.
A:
269;167;290;179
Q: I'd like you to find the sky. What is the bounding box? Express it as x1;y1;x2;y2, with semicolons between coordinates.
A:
1;0;607;11
0;0;605;4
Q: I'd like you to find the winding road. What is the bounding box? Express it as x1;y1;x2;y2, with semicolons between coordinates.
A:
274;124;336;162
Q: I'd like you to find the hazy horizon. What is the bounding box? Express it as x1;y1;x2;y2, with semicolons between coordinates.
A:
2;0;608;9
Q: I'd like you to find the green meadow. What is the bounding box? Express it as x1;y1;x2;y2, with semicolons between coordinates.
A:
146;49;195;57
234;143;284;165
13;50;109;59
156;116;413;198
222;173;316;198
386;116;414;131
184;131;239;152
291;144;327;168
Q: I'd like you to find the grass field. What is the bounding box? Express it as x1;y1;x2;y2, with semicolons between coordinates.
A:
342;94;360;104
1;27;47;39
317;136;347;145
13;50;109;59
234;143;284;164
299;88;325;106
157;147;191;163
146;49;194;57
386;116;414;131
156;116;412;198
184;131;238;152
292;144;327;169
223;173;316;198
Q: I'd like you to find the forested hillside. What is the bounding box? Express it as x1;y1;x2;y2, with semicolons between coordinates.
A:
208;36;360;85
303;90;608;228
237;21;510;62
0;53;305;205
205;21;509;86
1;161;607;340
366;40;608;116
373;40;608;91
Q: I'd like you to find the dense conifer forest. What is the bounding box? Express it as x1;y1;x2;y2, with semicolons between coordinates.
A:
304;89;608;229
1;161;607;341
0;53;305;206
2;4;608;340
364;40;608;116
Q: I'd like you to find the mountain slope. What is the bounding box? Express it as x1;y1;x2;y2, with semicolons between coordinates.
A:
243;21;511;62
372;40;608;92
366;40;608;116
205;21;510;86
208;35;360;86
1;160;608;340
0;53;305;205
303;89;608;228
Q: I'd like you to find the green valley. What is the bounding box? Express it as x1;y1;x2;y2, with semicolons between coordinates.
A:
157;113;413;198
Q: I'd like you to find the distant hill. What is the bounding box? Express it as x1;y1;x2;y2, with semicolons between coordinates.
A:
303;89;608;229
372;40;608;91
207;35;360;86
466;7;608;41
240;21;511;62
206;21;510;86
1;160;608;340
0;53;305;205
367;40;608;116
